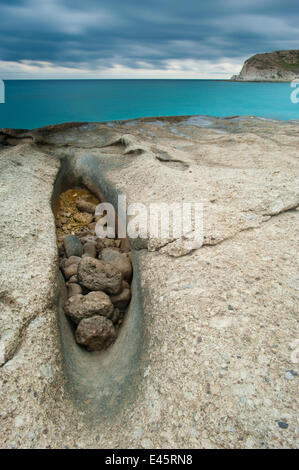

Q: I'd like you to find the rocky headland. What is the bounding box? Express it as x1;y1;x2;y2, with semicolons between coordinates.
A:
231;49;299;82
0;115;298;448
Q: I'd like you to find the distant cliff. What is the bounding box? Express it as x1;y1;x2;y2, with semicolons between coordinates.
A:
231;50;299;82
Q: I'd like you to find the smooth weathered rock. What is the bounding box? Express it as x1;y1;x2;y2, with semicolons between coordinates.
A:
67;283;82;298
76;197;97;214
83;241;97;258
60;256;81;269
64;291;114;324
61;264;78;280
101;248;132;281
78;256;123;295
60;256;81;279
110;288;131;311
0;117;298;449
75;315;116;351
63;235;83;258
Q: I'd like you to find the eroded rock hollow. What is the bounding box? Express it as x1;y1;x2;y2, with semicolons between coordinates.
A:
0;116;298;448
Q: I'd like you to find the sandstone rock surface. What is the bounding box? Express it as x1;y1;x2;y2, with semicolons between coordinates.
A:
0;116;298;449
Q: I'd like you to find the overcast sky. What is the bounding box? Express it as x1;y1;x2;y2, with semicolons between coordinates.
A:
0;0;298;79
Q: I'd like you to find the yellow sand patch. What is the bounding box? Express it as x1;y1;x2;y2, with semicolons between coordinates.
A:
54;188;100;245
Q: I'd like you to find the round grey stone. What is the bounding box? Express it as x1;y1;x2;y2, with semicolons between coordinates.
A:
63;235;83;258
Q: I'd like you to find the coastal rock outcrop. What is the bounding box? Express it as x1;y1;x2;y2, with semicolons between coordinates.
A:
231;49;299;81
0;116;298;449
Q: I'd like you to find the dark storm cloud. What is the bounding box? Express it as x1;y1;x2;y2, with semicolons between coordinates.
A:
0;0;298;70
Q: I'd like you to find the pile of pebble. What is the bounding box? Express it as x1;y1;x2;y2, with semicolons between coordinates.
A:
59;195;132;352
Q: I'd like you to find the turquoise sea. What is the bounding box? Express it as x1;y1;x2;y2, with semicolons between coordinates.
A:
0;79;298;129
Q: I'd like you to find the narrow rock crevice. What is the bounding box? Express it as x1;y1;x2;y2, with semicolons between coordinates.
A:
154;203;299;258
51;156;144;420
